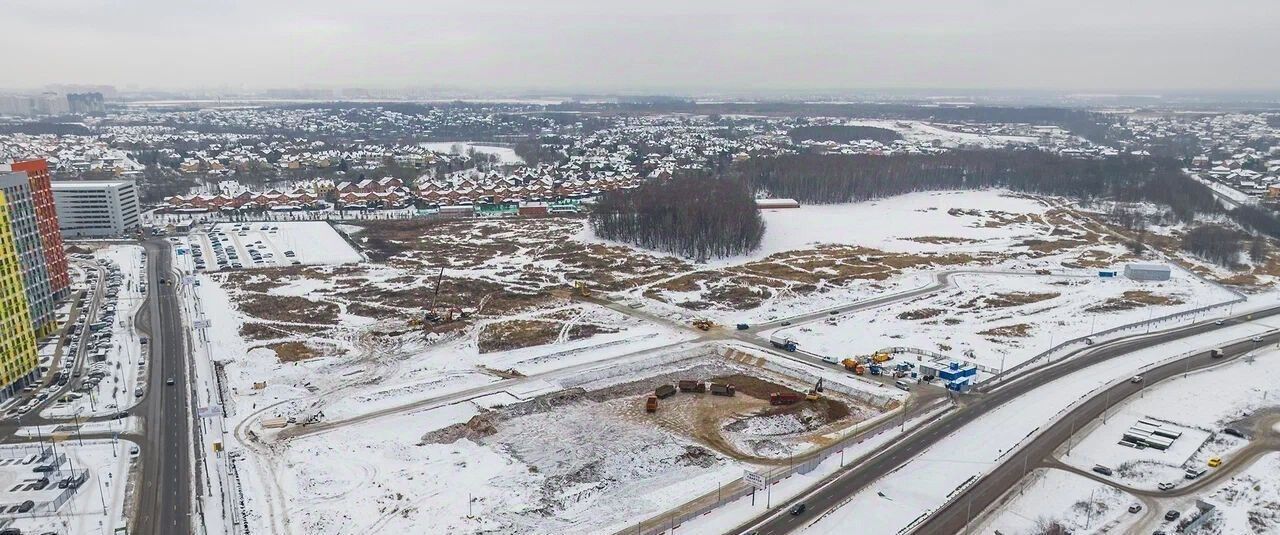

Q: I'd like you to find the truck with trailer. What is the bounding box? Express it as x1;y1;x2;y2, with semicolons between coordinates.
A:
769;334;798;352
710;383;736;396
655;384;677;399
678;380;706;393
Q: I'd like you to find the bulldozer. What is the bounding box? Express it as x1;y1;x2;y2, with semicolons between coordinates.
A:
692;319;714;331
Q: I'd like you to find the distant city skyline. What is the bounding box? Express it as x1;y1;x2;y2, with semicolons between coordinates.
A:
6;0;1280;94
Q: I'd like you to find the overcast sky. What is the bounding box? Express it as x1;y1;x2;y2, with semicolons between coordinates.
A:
6;0;1279;94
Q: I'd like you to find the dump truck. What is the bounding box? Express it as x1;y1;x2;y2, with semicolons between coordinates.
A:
710;383;736;396
868;365;883;376
841;358;866;375
871;352;892;363
655;384;677;399
769;334;798;352
770;392;802;406
678;380;706;393
645;396;658;413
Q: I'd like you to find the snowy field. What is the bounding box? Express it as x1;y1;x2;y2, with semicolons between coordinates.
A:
182;221;361;271
973;468;1141;534
582;189;1053;267
846;119;1039;148
0;440;133;535
1057;347;1280;489
421;141;525;164
801;319;1280;535
768;270;1235;372
44;245;148;419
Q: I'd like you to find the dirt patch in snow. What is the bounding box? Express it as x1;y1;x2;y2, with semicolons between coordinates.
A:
270;341;320;362
1084;290;1184;313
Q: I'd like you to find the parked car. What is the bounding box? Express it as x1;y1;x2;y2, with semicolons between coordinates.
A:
1128;503;1142;513
1164;510;1180;521
1092;465;1114;476
1208;456;1223;467
17;499;35;513
1223;427;1245;438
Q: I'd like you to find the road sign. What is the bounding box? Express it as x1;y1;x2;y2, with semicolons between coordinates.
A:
193;319;212;329
744;469;766;490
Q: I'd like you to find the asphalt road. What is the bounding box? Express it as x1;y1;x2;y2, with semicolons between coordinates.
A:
734;307;1280;535
913;328;1280;534
134;239;193;535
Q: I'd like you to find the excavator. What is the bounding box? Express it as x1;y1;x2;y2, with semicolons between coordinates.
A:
806;378;824;401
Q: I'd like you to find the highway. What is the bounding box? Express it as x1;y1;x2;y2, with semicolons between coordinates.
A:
733;307;1280;535
133;239;194;535
913;331;1280;534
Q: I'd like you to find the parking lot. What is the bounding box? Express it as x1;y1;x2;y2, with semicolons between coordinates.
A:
182;221;361;272
0;441;132;534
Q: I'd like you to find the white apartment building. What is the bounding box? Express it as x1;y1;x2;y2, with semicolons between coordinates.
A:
50;180;140;237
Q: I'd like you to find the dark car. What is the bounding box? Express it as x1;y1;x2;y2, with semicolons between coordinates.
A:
1223;427;1246;438
0;526;21;535
17;499;34;512
166;378;175;386
1164;510;1180;521
32;464;55;473
789;503;807;516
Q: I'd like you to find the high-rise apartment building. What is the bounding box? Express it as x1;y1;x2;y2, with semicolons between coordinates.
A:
4;160;69;299
0;187;38;400
0;173;54;337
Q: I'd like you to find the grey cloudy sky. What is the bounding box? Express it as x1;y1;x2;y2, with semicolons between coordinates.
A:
6;0;1279;93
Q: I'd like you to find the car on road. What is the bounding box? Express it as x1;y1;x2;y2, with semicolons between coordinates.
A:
1251;336;1263;343
789;503;807;516
781;321;792;326
134;387;144;398
166;377;175;386
1157;481;1176;491
1214;319;1225;325
1208;456;1222;467
1130;375;1143;383
1128;503;1143;513
129;445;140;456
1164;510;1180;521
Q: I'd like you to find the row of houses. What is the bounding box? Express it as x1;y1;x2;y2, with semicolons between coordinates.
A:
163;175;644;212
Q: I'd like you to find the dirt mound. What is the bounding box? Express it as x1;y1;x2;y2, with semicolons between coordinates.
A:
897;308;946;320
1085;290;1184;313
419;411;499;445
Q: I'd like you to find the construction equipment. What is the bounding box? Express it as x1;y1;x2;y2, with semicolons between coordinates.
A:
655;384;677;399
645;396;658;413
806;378;824;401
678;380;706;393
418;267;473;326
769;334;798;352
770;392;802;406
574;280;591;297
840;358;865;375
692;319;714;331
871;352;892;363
710;383;736;396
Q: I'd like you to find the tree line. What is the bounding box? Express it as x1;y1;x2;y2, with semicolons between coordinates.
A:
727;149;1220;223
589;177;764;261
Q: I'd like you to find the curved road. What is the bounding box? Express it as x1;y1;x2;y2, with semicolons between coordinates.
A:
733;307;1280;535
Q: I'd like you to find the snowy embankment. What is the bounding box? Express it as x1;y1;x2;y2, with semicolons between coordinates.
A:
421;141;525;164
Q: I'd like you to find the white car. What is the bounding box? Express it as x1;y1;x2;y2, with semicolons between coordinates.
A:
1130;375;1143;383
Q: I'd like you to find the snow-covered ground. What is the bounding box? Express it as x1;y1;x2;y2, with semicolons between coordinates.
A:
582;189;1052;267
846;119;1039;149
1195;452;1280;534
1057;346;1280;490
800;317;1280;535
182;221;362;271
0;440;133;535
44;245;148;419
972;468;1141;535
768;270;1235;372
421;141;525;164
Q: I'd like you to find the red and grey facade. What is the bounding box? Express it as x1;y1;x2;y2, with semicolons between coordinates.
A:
6;160;70;300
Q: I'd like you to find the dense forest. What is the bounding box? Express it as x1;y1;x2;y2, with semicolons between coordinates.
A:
729;150;1218;223
788;125;903;144
1181;225;1246;267
589;177;764;261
